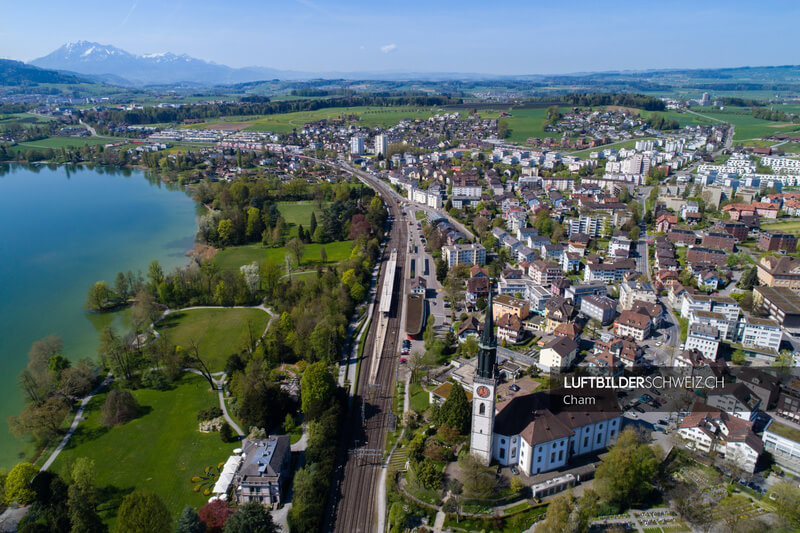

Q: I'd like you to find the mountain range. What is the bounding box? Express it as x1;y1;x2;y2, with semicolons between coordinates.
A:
29;41;523;85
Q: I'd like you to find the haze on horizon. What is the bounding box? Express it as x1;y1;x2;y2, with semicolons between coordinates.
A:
2;0;799;76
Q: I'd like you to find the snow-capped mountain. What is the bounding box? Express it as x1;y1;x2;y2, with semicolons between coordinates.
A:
30;41;289;85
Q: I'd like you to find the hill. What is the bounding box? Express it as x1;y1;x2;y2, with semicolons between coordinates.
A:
0;58;88;86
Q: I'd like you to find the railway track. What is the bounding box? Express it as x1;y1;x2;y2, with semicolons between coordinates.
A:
324;166;407;533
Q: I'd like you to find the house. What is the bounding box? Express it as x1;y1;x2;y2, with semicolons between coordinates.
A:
458;316;483;340
685;323;720;361
608;234;632;258
675;349;710;369
232;436;292;508
696;270;722;290
733;368;780;410
411;277;427;295
580;295;617;325
656;214;678;234
629;300;663;330
613;311;652;341
553;322;582;342
678;403;761;474
586;350;625;376
594;336;643;368
763;419;800;476
544;296;575;333
497;313;525;344
561;252;581;273
539;336;579;371
466;277;490;304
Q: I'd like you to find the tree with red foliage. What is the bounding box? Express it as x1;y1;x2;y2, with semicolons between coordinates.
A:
198;499;235;533
348;213;372;240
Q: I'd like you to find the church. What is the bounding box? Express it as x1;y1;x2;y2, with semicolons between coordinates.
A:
470;292;623;475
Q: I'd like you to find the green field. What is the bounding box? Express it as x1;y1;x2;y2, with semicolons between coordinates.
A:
179;106;440;134
761;220;800;235
51;373;235;527
277;201;331;236
0;113;56;130
690;108;800;140
409;381;429;412
157;308;271;370
214;241;354;271
14;135;120;149
478;107;551;144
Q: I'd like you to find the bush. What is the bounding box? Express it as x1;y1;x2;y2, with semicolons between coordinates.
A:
101;389;140;426
197;407;224;421
220;423;237;443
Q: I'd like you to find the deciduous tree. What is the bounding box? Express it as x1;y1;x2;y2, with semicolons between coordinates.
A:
115;489;172;533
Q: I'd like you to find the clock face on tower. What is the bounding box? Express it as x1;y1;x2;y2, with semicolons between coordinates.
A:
476;386;490;398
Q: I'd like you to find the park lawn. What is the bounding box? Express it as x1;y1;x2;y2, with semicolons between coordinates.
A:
214;241;354;271
761;220;800;235
277;201;331;236
157;308;270;370
50;373;235;527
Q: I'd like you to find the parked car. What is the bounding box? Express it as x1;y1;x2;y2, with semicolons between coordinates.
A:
509;384;520;392
634;406;646;413
510;465;520;475
399;357;407;364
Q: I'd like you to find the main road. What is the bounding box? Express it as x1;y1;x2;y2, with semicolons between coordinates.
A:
305;157;407;533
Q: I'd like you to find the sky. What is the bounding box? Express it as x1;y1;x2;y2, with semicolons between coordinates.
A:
2;0;799;75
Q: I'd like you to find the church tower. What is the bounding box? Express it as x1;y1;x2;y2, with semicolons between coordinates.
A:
470;288;497;465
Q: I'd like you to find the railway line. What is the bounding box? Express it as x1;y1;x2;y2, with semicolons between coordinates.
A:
321;162;407;533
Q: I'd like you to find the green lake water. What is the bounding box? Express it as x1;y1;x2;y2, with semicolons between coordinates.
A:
0;163;199;468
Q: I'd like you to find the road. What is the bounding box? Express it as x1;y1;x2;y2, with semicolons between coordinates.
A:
323;164;408;533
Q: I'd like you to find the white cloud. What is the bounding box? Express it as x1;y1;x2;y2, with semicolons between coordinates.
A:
380;43;397;54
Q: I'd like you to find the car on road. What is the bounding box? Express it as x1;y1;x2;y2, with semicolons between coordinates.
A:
634;406;646;413
399;357;407;364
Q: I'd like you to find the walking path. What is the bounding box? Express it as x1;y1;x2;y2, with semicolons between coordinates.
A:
39;303;278;471
39;372;113;472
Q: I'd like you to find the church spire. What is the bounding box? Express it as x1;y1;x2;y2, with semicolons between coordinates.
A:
476;284;497;379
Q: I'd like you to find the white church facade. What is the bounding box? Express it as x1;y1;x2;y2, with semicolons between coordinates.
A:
470;290;623;474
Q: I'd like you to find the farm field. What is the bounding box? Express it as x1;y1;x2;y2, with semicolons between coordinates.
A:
213;240;354;271
179;106;441;133
689;108;800;140
50;373;235;527
156;308;271;370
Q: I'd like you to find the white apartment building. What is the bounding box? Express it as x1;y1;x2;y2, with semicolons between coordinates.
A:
763;420;800;476
619;281;657;311
374;134;388;156
350;136;364;155
685;323;720;361
443;243;486;267
678;404;761;474
736;317;782;353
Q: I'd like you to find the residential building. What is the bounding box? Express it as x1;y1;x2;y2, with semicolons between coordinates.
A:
443;243;486;267
753;286;800;327
619;281;657;311
706;383;760;421
497;313;525;343
374;134;388;156
565;282;607;306
539;336;579;371
583;259;636;282
758;231;798;252
529;260;562;286
736;317;782;353
685;323;720;361
702;232;736;252
232;436;291;508
580;295;617;325
608;234;632;258
678;403;761;474
756;255;800;293
493;295;530;321
613;310;652;341
350;135;364;155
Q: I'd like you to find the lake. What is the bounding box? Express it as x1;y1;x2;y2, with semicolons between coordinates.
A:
0;163;199;468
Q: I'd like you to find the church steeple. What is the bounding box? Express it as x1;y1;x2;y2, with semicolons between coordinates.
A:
476;286;497;379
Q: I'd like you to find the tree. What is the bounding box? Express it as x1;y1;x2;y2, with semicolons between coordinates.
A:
628;225;641;242
217;219;234;248
435;258;448;283
240;262;261;298
86;281;113;311
539;489;597;533
772;483;800;527
147;260;165;289
4;462;38;505
300;361;336;421
731;349;747;365
223;501;278;533
8;396;71;444
435;382;471;434
101;389;140;426
459;453;496;498
413;459;442;491
245;207;263;242
68;483;105;533
309;211;318;238
177;506;207;533
115;490;172;533
320;246;328;264
594;428;658;508
286;237;305;267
